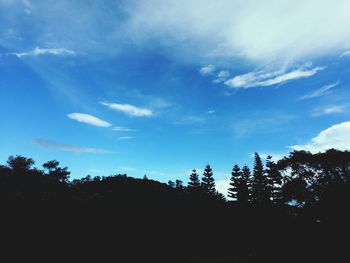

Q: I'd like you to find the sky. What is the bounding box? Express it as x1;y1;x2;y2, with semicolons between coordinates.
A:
1;0;350;193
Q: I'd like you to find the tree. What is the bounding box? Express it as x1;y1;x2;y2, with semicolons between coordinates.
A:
202;164;216;194
188;169;200;188
43;160;70;183
175;179;183;189
265;155;283;204
251;153;269;205
228;164;241;200
239;165;251;204
7;155;35;174
168;180;175;188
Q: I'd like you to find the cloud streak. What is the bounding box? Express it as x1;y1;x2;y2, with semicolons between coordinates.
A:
311;105;347;117
225;66;324;89
34;139;109;154
67;113;112;127
200;65;216;75
290;122;350;153
9;47;76;58
101;102;153;117
112;126;135;132
299;81;340;100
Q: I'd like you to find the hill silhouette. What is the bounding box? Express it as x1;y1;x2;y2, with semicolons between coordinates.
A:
0;149;349;262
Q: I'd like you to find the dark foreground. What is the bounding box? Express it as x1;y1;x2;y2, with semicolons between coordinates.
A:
0;150;349;262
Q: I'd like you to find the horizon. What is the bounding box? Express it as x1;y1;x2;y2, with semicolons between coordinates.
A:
1;0;350;194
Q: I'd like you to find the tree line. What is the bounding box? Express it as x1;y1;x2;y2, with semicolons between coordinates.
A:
0;149;350;262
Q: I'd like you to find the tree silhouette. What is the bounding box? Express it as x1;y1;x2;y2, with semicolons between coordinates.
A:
43;160;70;183
175;179;184;189
265;155;282;204
251;153;269;204
240;165;251;204
7;155;35;174
188;169;200;188
202;164;216;194
228;164;241;200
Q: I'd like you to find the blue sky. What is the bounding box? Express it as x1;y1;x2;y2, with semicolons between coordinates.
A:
1;0;350;192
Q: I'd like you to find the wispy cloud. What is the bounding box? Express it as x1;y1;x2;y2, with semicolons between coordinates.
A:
34;139;110;154
9;47;76;58
299;81;340;100
199;65;216;75
231;115;295;138
225;65;324;89
101;102;153;117
290;122;350;153
118;136;133;140
128;1;350;66
213;70;230;83
311;105;347;116
112;126;136;132
67;113;112;127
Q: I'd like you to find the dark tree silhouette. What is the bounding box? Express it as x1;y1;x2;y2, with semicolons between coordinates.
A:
43;160;70;183
240;165;251;204
168;180;175;188
202;164;216;194
188;168;200;188
265;156;282;204
228;164;241;200
175;179;183;189
7;155;35;174
251;153;269;204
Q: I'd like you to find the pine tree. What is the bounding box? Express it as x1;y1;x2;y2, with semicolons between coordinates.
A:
188;169;201;188
251;153;269;204
240;165;251;204
228;164;241;200
202;164;216;195
265;155;283;204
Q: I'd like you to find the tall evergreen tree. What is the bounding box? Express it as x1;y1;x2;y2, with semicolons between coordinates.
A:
265;155;283;204
251;153;269;204
188;169;201;188
202;164;216;194
240;165;251;204
228;164;241;200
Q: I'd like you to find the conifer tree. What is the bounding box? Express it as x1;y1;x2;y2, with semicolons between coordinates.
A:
265;155;283;204
251;153;269;204
188;169;201;188
202;164;216;194
240;165;251;204
228;164;241;200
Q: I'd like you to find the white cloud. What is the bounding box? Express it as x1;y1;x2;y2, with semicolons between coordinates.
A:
299;81;340;100
200;65;216;75
101;102;153;117
216;178;230;197
10;47;76;58
4;1;350;67
118;136;133;140
290;121;350;153
112;126;135;132
217;70;230;78
225;65;324;89
213;70;230;83
34;139;109;154
205;109;215;115
127;0;350;66
311;105;347;116
67;113;112;127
